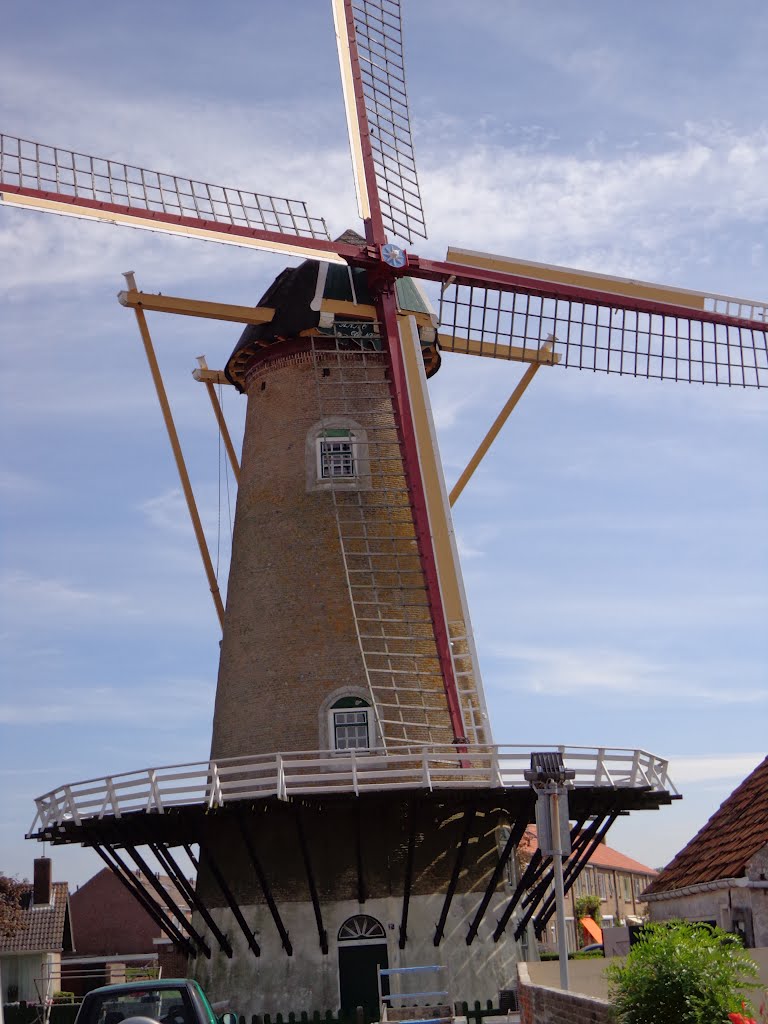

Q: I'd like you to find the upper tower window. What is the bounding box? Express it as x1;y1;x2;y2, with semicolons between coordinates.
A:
318;429;356;479
306;418;370;493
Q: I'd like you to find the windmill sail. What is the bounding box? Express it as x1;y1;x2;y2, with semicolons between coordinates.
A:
410;248;768;388
0;132;345;262
332;0;426;243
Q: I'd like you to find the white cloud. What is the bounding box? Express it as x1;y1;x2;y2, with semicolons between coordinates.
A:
0;570;137;620
488;643;768;705
0;679;213;726
666;752;765;785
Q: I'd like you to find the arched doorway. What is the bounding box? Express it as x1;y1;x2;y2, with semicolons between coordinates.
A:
337;915;389;1019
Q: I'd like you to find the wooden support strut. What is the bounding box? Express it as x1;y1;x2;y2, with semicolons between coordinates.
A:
90;843;196;958
449;337;554;507
199;842;261;958
195;356;241;483
236;814;293;956
465;814;529;946
148;841;233;957
122;273;225;628
434;804;477;946
398;801;418;950
533;812;619;937
295;806;329;954
123;843;212;957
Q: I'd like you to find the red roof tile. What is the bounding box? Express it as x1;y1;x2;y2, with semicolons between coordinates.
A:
522;825;656;875
646;756;768;895
0;882;72;954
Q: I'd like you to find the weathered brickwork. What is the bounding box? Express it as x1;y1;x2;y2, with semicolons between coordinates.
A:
517;963;614;1024
211;343;463;758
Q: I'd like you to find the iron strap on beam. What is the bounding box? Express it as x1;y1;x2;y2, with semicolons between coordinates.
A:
199;843;261;958
236;813;293;956
434;804;477;946
466;815;529;946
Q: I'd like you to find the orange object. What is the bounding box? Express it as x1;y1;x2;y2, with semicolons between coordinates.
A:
580;916;603;944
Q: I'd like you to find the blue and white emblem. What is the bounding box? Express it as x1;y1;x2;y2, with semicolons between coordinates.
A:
381;243;407;268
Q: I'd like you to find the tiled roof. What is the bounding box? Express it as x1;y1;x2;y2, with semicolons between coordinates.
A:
646;756;768;895
521;826;656;875
0;882;72;954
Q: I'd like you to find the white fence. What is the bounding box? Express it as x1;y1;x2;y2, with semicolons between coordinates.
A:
28;744;677;835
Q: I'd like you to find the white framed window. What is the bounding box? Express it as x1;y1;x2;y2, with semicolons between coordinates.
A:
596;871;608;900
330;695;372;750
317;429;356;479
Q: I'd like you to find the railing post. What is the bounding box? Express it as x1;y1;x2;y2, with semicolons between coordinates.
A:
207;762;223;809
630;749;641;787
351;749;359;796
147;769;165;813
490;745;500;786
276;753;287;801
421;747;432;789
63;785;82;825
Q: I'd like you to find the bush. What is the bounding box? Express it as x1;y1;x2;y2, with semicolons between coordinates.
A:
606;920;759;1024
575;894;602;930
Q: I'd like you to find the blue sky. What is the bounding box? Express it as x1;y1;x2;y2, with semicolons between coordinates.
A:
1;1;766;886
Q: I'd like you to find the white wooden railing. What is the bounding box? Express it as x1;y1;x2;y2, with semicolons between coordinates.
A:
27;744;677;835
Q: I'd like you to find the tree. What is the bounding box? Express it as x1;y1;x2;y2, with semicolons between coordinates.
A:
0;873;26;940
606;920;759;1024
0;873;28;1024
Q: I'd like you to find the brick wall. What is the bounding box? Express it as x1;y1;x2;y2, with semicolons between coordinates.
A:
156;943;189;980
210;344;457;760
69;868;160;955
517;963;614;1024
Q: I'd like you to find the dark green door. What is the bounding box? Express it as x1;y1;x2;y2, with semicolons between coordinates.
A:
338;942;389;1019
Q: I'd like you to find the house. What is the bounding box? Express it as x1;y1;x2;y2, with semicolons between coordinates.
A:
515;827;657;954
62;868;192;995
0;859;74;1004
644;755;768;947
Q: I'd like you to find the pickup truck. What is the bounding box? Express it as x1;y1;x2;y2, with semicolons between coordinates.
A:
74;979;238;1024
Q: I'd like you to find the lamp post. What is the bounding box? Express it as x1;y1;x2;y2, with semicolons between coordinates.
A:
524;752;575;991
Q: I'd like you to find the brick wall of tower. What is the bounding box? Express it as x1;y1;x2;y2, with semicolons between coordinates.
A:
210;344;457;761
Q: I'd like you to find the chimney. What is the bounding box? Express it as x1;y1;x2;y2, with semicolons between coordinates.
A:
33;857;52;905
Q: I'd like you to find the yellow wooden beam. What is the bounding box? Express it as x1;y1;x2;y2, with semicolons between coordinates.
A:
193;368;230;386
123;274;225;629
440;334;561;364
118;289;275;325
196;357;241;483
0;189;347;263
446;246;708;311
449;339;553;507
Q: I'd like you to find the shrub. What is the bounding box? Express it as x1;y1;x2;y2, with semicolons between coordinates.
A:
606;920;759;1024
574;894;602;930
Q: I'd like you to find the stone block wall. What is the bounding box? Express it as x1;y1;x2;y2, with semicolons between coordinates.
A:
517;963;614;1024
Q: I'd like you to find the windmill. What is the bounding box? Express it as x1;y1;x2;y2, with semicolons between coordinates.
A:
6;0;765;1016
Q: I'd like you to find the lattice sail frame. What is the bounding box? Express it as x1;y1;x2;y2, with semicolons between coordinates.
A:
334;0;426;244
438;279;768;387
0;132;340;261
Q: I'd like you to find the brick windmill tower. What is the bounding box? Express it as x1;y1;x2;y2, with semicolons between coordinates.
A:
10;0;765;1018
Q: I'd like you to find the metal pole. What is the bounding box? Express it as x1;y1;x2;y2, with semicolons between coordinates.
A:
550;789;570;991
